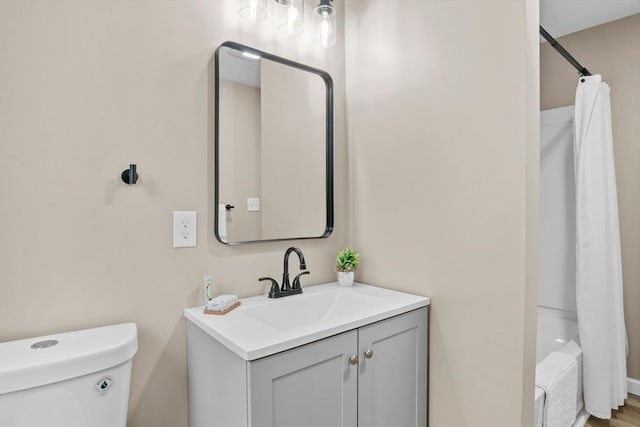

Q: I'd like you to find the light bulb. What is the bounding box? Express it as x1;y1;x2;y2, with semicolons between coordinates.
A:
319;14;331;47
313;2;336;48
239;0;267;22
278;0;303;36
286;5;298;34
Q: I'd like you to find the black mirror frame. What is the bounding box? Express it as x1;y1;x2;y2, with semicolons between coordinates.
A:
214;41;334;245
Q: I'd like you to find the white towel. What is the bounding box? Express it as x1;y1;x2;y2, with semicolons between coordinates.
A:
218;204;228;241
536;351;578;427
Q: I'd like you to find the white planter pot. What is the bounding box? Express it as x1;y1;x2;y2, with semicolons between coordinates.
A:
337;271;355;287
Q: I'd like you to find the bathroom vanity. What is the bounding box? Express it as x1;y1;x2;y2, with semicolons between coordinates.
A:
184;283;429;427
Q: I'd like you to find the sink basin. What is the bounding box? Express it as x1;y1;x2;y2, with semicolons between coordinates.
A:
243;292;338;329
242;287;387;330
184;282;429;360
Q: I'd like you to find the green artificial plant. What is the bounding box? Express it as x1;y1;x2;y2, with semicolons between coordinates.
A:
336;248;360;273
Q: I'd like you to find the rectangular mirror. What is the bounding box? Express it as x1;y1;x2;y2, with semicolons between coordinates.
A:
214;41;333;244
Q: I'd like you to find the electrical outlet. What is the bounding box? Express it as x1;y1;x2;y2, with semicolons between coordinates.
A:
173;211;197;248
247;197;260;212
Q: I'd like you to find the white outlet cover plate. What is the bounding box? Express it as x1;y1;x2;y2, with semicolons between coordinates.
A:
247;197;260;212
173;211;197;248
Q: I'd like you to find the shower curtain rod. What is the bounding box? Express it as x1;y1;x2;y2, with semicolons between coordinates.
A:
540;26;592;77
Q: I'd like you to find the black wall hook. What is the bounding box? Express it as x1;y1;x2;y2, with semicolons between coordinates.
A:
121;164;139;185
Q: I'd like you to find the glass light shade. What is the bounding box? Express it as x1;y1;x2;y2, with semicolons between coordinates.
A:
239;0;267;22
313;3;336;48
277;0;304;36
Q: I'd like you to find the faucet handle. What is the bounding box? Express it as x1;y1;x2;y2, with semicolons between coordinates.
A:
259;277;280;298
292;271;310;290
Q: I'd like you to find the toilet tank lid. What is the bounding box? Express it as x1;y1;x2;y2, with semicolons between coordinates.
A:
0;322;138;395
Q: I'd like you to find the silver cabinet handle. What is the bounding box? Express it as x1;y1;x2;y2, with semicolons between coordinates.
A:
364;349;374;359
349;355;359;365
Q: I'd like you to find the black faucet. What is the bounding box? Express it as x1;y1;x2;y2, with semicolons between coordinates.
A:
281;247;306;291
259;247;309;299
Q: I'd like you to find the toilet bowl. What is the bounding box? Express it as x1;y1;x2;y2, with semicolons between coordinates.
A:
0;323;138;427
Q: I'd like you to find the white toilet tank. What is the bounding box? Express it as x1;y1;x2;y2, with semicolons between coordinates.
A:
0;323;138;427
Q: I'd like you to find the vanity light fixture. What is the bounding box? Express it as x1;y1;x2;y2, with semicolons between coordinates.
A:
313;0;335;48
238;0;337;48
239;0;267;22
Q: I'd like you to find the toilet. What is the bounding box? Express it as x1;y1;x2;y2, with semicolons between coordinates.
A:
0;323;138;427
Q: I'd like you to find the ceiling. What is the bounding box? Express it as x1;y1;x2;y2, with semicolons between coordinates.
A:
541;0;640;37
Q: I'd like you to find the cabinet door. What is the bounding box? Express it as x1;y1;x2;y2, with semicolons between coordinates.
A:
248;330;358;427
358;308;428;427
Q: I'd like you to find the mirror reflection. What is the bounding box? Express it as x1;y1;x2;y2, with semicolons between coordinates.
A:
215;42;333;244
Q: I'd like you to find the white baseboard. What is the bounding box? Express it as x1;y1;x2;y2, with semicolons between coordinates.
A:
629;377;640;397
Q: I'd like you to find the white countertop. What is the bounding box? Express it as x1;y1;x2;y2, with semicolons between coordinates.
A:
184;282;430;361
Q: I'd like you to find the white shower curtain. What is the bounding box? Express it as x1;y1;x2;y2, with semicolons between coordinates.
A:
574;75;627;419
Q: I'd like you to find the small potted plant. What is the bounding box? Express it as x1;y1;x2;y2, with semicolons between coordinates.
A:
336;248;360;287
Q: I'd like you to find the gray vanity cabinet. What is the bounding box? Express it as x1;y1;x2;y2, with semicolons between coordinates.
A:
248;330;358;427
246;308;427;427
186;307;428;427
358;308;428;427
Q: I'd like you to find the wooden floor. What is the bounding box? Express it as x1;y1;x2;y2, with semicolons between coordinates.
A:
586;396;640;427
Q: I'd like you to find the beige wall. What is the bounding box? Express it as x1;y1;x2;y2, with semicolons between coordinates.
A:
218;59;327;243
523;0;540;422
540;13;640;380
219;80;262;242
0;2;347;427
261;60;326;239
345;1;537;426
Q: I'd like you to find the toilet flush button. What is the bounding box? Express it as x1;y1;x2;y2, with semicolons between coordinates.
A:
95;376;113;395
30;339;59;349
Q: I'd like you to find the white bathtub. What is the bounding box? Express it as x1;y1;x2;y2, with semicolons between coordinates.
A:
534;306;589;427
